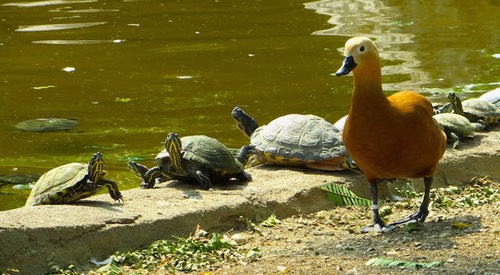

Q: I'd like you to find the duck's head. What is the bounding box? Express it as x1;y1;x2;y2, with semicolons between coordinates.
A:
335;37;379;76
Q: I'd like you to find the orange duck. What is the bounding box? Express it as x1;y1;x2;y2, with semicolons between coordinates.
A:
335;37;446;232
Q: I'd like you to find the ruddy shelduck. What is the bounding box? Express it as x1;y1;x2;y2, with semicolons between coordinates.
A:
335;37;446;232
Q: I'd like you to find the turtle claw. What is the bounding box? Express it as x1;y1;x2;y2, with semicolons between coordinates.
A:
237;171;252;182
195;171;212;190
141;181;154;189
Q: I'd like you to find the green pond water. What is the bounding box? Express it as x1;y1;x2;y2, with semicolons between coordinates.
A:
0;0;498;211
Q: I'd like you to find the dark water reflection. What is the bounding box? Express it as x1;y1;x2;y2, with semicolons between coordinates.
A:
0;0;498;210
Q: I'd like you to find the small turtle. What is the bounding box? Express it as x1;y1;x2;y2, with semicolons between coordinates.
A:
25;152;123;206
479;88;500;108
448;92;500;125
231;107;360;172
16;118;78;132
433;113;484;148
432;102;453;115
128;133;252;190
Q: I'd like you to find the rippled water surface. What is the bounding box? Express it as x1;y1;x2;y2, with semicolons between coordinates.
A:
1;0;499;210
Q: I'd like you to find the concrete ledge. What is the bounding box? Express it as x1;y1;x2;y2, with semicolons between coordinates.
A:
1;129;498;274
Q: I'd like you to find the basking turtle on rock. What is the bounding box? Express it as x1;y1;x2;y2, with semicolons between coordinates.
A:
25;152;123;206
433;113;484;148
448;92;500;126
231;107;360;172
128;133;253;190
479;88;500;108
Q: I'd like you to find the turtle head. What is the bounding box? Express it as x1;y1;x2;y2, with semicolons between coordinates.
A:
448;92;465;115
335;36;379;76
127;161;148;180
165;133;184;171
231;107;259;137
88;152;105;182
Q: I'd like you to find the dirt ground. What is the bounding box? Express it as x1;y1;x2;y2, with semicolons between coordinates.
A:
93;178;499;275
194;181;499;275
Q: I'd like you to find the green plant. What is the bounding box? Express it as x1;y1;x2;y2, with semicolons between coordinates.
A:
366;257;441;269
107;226;260;273
260;212;281;227
319;183;372;207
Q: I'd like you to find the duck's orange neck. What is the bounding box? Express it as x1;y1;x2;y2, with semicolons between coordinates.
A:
350;60;386;107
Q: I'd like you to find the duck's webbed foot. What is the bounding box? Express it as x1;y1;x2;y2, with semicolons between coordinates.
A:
360;222;398;233
389;207;429;226
361;204;398;233
390;176;433;226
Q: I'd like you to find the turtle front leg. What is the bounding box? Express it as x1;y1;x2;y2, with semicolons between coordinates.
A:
194;170;212;190
142;166;165;188
128;161;156;188
101;179;123;202
235;144;256;167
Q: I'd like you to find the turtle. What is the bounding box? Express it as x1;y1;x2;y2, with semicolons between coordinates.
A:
25;152;123;206
479;88;500;108
432;102;453;115
128;133;253;190
231;107;361;172
333;115;348;132
15;118;78;132
433;113;485;148
448;92;500;125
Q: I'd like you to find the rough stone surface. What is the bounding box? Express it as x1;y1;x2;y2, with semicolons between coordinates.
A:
0;129;498;274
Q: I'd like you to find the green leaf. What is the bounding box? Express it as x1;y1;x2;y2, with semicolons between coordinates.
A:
318;183;371;207
366;257;441;269
260;213;281;227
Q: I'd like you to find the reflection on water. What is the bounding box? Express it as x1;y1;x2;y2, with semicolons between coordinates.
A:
3;0;98;8
0;0;498;210
305;0;500;93
33;39;124;44
16;22;107;32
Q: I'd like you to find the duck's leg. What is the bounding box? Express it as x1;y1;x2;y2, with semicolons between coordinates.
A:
360;181;397;233
389;176;432;225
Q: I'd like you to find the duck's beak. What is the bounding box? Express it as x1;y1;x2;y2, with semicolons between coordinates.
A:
335;55;357;76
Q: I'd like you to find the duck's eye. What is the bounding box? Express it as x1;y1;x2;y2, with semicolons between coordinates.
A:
360;46;365;52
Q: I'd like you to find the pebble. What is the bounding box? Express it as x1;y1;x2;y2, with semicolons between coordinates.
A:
385;250;399;256
231;233;247;245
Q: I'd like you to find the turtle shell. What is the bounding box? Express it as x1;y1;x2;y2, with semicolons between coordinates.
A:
16;118;78;132
462;98;500;123
479;88;500;108
180;135;244;174
25;163;88;206
154;149;170;167
433;113;477;138
250;114;346;164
